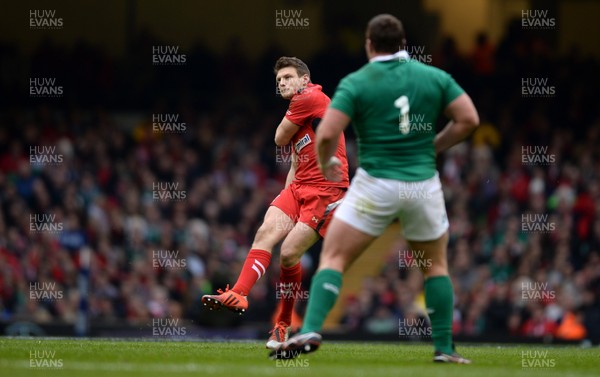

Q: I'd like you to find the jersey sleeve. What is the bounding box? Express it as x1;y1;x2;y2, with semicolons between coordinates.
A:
329;77;356;119
285;91;315;126
440;71;465;107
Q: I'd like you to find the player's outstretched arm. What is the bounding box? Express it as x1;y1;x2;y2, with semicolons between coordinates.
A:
434;93;479;154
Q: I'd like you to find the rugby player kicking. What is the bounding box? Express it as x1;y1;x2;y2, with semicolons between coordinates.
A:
203;57;349;349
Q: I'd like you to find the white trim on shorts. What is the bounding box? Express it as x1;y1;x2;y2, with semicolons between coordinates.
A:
333;168;449;241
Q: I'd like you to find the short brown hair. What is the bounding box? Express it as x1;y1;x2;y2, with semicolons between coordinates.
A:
366;14;405;54
274;56;310;78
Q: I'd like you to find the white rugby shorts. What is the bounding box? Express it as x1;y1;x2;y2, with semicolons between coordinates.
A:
333;168;449;241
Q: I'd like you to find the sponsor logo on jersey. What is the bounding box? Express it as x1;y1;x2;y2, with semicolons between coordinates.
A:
294;134;311;154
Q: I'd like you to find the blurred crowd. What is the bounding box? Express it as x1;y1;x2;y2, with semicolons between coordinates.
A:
0;19;599;342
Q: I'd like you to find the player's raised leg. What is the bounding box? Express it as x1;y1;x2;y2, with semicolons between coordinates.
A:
202;206;294;314
266;221;319;349
408;233;471;364
270;217;375;359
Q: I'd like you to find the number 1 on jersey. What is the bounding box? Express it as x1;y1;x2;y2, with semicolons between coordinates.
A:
394;96;410;135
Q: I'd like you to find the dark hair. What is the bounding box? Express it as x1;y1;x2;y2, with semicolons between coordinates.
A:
274;56;310;78
366;14;406;54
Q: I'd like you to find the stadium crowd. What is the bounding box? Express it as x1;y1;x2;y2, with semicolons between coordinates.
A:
0;20;598;342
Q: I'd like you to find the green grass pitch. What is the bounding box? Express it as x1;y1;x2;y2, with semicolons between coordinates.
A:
0;338;598;377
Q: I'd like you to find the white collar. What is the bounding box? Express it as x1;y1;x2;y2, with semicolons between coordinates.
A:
369;50;410;63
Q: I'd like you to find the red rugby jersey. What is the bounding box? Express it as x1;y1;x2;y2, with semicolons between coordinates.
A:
284;83;349;188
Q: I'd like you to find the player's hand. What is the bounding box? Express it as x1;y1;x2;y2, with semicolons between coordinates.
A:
319;156;342;182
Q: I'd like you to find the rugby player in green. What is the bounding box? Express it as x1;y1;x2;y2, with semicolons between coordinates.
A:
271;14;479;363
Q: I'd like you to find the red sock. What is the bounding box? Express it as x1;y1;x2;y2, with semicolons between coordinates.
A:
231;249;272;296
276;263;302;326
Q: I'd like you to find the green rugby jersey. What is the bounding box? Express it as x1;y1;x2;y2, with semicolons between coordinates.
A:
330;51;464;181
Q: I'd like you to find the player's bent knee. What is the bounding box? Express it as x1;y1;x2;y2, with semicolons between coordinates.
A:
280;247;303;268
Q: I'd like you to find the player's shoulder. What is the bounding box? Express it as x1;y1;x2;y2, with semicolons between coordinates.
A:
404;60;452;80
293;83;328;103
300;83;326;97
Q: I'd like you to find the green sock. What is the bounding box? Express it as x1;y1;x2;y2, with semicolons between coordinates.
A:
300;269;343;334
425;275;454;354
